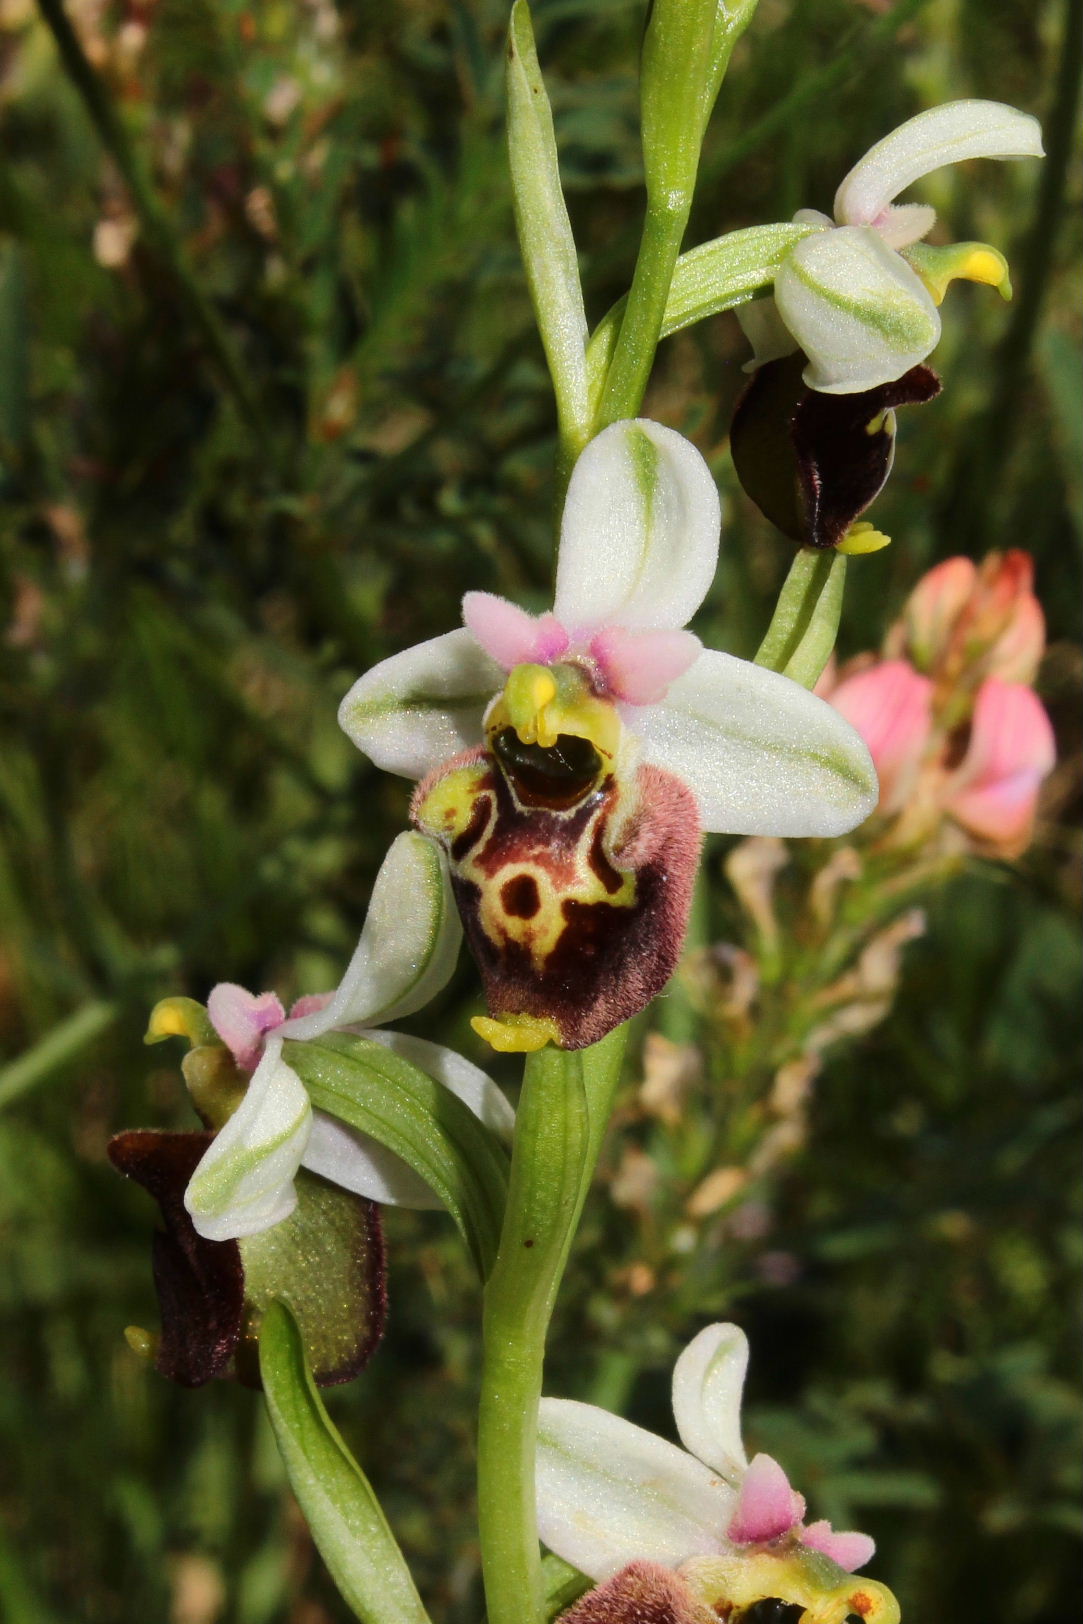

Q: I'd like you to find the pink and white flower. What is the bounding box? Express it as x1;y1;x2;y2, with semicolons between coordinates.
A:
338;419;878;842
537;1323;897;1624
182;832;513;1241
740;100;1043;393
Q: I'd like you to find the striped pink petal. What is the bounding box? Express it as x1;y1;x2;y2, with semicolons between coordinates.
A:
462;591;570;670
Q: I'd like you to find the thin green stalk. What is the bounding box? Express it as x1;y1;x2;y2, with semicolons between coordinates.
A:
35;0;268;446
754;547;847;688
476;1026;627;1624
596;199;694;427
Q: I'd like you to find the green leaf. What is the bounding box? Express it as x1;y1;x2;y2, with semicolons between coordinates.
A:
259;1302;430;1624
506;0;590;450
587;224;814;404
284;1033;509;1278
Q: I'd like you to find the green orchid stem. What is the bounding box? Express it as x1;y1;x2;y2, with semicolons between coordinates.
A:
477;1025;628;1624
595;199;692;428
754;547;847;689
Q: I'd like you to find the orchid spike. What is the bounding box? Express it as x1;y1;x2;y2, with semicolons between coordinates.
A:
340;421;876;1049
181;832;513;1241
537;1323;897;1624
738;99;1042;393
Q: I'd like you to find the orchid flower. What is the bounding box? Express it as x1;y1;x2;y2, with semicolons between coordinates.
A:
339;420;877;1051
739;100;1043;392
537;1323;898;1624
729;354;940;551
177;831;513;1242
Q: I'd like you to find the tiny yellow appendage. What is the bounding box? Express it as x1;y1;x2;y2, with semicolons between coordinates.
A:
471;1014;559;1053
124;1325;160;1363
838;521;891;556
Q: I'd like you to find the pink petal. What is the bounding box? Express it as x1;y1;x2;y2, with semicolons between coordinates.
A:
827;659;934;815
803;1521;876;1572
590;627;702;705
462;591;569;671
206;983;285;1071
946;679;1055;852
896;556;975;670
727;1453;806;1545
287;992;334;1021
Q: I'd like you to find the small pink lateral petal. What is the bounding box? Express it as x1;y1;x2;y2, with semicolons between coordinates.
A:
462;591;569;671
727;1453;806;1545
206;983;286;1070
590;627;702;705
287;992;333;1021
803;1521;876;1572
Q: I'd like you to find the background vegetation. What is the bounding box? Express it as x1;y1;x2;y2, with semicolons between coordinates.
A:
1;1;1079;1621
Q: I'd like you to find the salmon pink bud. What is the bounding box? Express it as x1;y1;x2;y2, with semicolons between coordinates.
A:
826;659;934;815
945;678;1055;856
894;556;976;671
968;551;1046;684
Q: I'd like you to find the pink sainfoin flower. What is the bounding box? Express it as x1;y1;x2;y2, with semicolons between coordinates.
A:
892;548;1046;690
538;1324;898;1624
944;677;1056;856
826;658;935;818
823;552;1055;856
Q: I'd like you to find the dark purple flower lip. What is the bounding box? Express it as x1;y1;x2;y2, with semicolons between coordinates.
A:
109;1124;386;1389
730;354;940;550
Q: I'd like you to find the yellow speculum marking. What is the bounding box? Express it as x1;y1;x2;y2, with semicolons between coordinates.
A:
416;762;492;843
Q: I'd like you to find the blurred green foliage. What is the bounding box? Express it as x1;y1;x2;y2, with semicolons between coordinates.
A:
0;1;1079;1622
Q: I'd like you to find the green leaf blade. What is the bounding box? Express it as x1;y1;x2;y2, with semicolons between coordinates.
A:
507;0;590;451
259;1302;430;1624
284;1033;509;1278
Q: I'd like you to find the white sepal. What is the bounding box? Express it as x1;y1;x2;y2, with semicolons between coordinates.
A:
834;99;1044;228
536;1398;735;1583
554;420;721;633
363;1029;515;1140
280;834;461;1039
337;627;503;779
775;226;940;393
633;649;878;836
184;1038;312;1241
302;1110;441;1208
672;1324;750;1486
735;296;800;374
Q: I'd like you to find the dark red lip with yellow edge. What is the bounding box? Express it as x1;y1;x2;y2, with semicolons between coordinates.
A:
412;735;702;1051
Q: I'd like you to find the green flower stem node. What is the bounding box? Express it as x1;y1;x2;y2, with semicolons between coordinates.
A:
284;1034;509;1279
477;1026;628;1624
507;0;591;460
754;547;848;689
587;224;816;409
259;1302;431;1624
